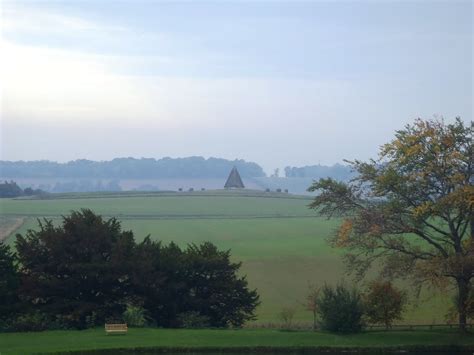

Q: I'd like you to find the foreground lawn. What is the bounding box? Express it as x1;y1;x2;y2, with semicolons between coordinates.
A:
1;328;473;354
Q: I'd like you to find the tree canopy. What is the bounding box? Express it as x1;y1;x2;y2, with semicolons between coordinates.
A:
308;118;473;331
364;280;406;329
15;210;137;328
0;243;20;320
8;209;259;330
0;181;45;198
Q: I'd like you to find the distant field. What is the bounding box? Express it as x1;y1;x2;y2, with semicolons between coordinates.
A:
0;190;313;218
0;191;451;324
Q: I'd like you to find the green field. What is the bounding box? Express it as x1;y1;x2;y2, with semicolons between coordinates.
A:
0;191;314;218
0;191;452;324
1;328;473;355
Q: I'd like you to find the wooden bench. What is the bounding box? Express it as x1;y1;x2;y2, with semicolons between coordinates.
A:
105;323;128;335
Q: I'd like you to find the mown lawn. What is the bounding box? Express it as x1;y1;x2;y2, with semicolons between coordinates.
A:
0;328;473;355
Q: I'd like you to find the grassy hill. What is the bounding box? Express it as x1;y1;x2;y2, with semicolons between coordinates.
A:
0;190;451;324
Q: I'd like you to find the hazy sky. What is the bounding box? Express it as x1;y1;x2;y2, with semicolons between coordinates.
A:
1;0;472;173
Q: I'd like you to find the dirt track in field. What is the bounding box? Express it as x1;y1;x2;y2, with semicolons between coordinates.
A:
0;217;25;241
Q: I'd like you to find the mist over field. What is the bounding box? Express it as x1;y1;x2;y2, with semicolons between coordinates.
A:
0;157;354;193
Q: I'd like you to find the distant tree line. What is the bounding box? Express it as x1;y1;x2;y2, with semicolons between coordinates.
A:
0;210;259;331
47;180;122;193
0;181;45;198
284;164;354;180
0;157;265;179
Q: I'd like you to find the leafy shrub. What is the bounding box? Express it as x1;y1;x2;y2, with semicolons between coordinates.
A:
49;315;74;330
317;283;364;333
123;305;147;327
10;311;50;332
176;311;210;328
278;306;296;329
364;280;406;329
85;312;98;329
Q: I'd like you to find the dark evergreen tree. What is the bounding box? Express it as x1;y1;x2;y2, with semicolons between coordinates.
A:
15;209;136;328
131;238;188;327
0;181;24;197
182;242;260;327
132;240;259;328
0;242;20;321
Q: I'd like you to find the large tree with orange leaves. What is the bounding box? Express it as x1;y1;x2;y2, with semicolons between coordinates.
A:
308;118;473;331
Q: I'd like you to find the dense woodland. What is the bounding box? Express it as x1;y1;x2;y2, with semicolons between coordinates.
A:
0;157;265;178
0;157;354;181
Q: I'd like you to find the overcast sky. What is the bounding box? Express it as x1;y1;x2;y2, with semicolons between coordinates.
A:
1;0;472;173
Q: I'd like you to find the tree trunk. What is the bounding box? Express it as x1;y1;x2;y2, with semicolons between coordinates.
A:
313;310;317;331
471;210;474;239
457;278;470;333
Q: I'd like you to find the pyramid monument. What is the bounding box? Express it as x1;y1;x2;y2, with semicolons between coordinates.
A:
224;166;245;189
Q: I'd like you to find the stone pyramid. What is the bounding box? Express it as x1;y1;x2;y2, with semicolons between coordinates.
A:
224;166;245;189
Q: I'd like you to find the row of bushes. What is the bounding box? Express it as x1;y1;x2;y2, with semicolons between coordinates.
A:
0;209;259;332
0;307;218;332
278;282;407;333
318;282;405;333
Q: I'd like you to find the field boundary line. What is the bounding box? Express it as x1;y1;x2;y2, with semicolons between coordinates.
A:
18;191;313;201
1;213;319;221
